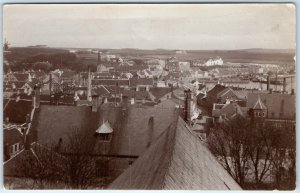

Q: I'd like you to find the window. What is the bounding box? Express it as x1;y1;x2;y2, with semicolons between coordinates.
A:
99;133;111;141
262;112;265;117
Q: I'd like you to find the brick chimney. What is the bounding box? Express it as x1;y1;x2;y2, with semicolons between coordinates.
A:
25;134;31;150
87;66;92;101
283;77;286;93
267;75;270;91
33;84;41;108
122;95;128;110
146;116;154;148
92;94;98;112
184;89;192;125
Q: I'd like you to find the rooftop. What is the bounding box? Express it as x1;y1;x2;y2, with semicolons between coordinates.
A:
108;117;241;190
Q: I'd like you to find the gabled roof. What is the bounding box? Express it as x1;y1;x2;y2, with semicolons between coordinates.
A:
207;84;227;97
4;128;23;146
13;73;29;82
108;117;241;190
213;103;246;118
252;97;267;110
149;87;172;100
96;121;113;134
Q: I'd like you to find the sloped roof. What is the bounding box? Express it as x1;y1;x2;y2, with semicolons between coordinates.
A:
149;87;172;100
13;73;29;81
31;104;179;156
247;92;295;120
92;86;110;97
4;129;23;146
92;79;129;86
96;121;113;134
108;117;241;190
213;103;245;118
129;77;154;87
122;90;151;100
4;100;33;123
207;84;227;97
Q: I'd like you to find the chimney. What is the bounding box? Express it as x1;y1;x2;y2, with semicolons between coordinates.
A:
283;77;286;93
92;94;98;112
4;143;11;160
33;84;41;108
122;95;128;110
130;97;135;104
49;73;52;94
97;50;101;66
87;66;92;101
184;89;192;125
267;75;270;91
146;116;154;148
291;89;295;95
25;134;31;150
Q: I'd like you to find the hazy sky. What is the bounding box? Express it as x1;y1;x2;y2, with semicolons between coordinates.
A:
3;4;296;50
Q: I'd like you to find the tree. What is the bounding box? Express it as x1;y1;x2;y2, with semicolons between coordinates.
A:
207;116;251;186
208;117;296;190
17;128;100;189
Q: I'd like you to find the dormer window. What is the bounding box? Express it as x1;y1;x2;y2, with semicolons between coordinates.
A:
95;120;113;142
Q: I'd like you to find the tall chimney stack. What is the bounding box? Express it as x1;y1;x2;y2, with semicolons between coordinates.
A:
146;116;154;148
33;84;41;108
184;89;192;126
87;66;92;101
283;77;286;93
267;75;270;91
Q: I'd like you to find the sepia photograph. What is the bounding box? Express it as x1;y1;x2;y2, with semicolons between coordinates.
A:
2;3;296;190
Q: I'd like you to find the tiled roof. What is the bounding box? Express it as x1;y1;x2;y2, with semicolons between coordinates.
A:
92;86;110;97
92;79;129;86
212;103;245;118
4;100;33;123
108;117;241;190
31;104;179;156
207;84;227;97
129;78;154;87
13;73;29;82
149;87;172;100
122;90;151;100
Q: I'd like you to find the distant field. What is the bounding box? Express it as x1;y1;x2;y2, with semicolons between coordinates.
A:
6;47;296;66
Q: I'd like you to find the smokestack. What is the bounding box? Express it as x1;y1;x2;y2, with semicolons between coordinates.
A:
97;51;100;65
146;116;154;148
87;66;92;101
49;73;52;94
283;77;286;93
184;89;192;125
33;84;40;108
267;75;270;91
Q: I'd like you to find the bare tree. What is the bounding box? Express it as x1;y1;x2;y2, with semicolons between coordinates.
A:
207;116;251;186
208;117;296;190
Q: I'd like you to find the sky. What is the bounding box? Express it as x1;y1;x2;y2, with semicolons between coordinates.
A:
3;4;296;50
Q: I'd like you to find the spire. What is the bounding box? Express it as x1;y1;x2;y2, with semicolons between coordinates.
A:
253;97;267;110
